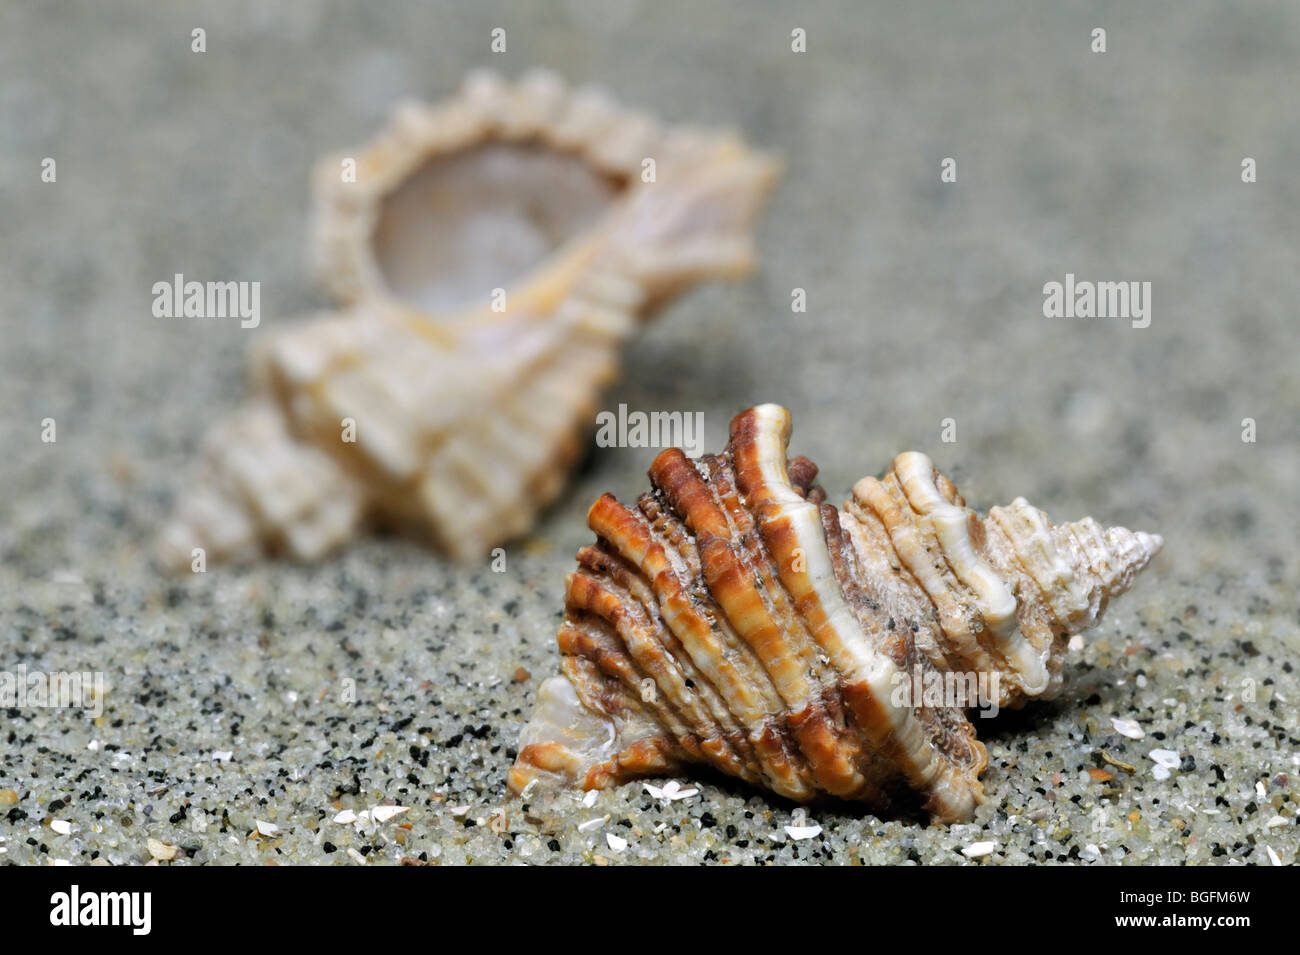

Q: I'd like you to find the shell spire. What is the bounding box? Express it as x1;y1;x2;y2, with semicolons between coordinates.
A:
158;71;779;568
510;403;1162;822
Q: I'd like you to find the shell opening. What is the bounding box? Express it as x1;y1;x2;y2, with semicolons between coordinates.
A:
373;143;626;314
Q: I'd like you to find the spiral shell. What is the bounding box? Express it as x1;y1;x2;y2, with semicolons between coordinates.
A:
509;404;1163;822
158;71;779;567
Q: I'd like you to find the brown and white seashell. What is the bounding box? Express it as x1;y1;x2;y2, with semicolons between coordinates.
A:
158;71;779;567
509;403;1163;823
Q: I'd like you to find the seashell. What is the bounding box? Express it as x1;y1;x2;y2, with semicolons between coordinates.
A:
158;71;779;567
509;403;1163;822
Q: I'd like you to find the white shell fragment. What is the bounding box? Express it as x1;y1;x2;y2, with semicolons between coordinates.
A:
369;805;408;823
510;404;1163;823
159;71;780;568
641;780;699;803
784;824;823;841
1148;749;1181;780
1111;717;1145;740
962;841;998;859
146;838;178;861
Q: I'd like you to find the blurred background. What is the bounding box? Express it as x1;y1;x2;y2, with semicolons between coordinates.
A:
0;1;1296;864
3;0;1297;577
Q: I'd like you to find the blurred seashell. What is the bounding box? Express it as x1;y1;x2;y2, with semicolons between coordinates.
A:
509;404;1162;822
159;71;779;567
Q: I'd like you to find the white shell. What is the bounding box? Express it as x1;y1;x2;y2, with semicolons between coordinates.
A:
159;71;779;567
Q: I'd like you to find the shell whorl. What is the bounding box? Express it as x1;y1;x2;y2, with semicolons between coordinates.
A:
510;403;1162;822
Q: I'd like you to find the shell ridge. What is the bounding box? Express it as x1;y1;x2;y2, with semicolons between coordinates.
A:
648;448;820;798
702;447;876;800
581;502;761;782
859;471;1001;677
589;480;804;796
575;568;729;773
729;407;977;810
